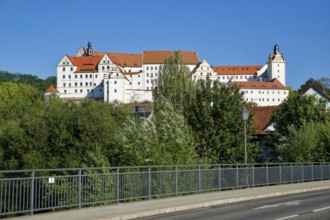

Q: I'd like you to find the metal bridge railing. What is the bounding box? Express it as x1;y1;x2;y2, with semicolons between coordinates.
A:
1;162;330;217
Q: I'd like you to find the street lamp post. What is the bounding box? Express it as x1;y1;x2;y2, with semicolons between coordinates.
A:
241;107;249;164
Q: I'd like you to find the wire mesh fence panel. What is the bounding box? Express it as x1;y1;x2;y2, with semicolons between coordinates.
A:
221;168;237;189
238;167;253;187
280;166;293;183
151;170;176;197
268;167;280;185
303;165;313;181
119;172;148;201
200;169;219;191
81;173;116;205
177;170;198;194
312;165;322;180
322;164;330;179
292;166;303;182
254;167;267;186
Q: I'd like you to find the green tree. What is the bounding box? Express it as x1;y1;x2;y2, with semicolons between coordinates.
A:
271;91;330;137
153;52;196;114
187;78;258;163
279;122;330;162
298;78;330;95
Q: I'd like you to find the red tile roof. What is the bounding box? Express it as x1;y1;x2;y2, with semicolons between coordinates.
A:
67;55;103;73
143;51;200;65
235;79;287;90
213;66;262;75
44;86;59;93
82;48;142;67
249;106;278;134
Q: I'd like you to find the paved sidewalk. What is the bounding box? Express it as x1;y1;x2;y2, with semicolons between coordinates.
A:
9;180;330;220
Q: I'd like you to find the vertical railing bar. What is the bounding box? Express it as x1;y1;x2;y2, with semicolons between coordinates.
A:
148;167;151;199
116;168;120;204
198;165;201;193
78;169;81;209
16;180;20;212
30;171;35;215
279;164;282;184
320;163;323;180
301;163;304;182
218;164;221;191
175;165;178;196
236;165;239;189
291;163;293;183
252;165;255;187
0;180;3;214
266;164;269;186
311;163;314;181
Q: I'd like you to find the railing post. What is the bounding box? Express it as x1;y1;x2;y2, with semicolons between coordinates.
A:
291;164;293;183
116;168;120;204
320;163;323;180
198;165;201;193
266;164;269;186
252;164;255;187
279;164;282;184
311;163;314;181
78;169;81;209
175;165;178;196
301;163;304;182
236;165;239;189
218;164;221;191
30;171;35;215
148;167;151;199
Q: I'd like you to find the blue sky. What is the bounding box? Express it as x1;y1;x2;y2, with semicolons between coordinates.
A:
0;0;329;89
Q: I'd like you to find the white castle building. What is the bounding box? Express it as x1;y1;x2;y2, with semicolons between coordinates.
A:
55;42;288;106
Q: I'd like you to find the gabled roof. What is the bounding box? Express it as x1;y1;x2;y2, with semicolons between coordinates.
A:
213;66;262;75
67;55;103;73
143;51;200;65
235;79;287;90
249;106;278;135
303;86;330;101
81;48;142;67
44;86;59;93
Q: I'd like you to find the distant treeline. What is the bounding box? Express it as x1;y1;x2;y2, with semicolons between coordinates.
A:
0;70;56;92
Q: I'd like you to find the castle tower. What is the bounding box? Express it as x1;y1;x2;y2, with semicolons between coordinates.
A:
87;36;93;56
267;43;286;85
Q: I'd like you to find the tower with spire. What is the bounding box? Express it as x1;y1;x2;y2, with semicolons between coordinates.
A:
267;43;286;85
87;35;93;56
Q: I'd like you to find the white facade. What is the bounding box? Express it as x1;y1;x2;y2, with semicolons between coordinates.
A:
55;43;288;106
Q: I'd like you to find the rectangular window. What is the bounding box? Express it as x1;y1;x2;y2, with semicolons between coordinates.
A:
75;82;77;86
63;75;65;79
80;75;83;78
146;73;149;77
63;83;66;87
155;66;157;70
70;67;73;71
146;66;149;70
75;89;77;93
75;75;77;79
102;66;105;70
68;75;71;79
85;74;88;78
85;82;88;86
64;90;67;93
80;82;83;86
69;83;71;87
114;81;117;84
63;67;65;71
80;89;83;93
151;66;153;70
114;89;117;93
